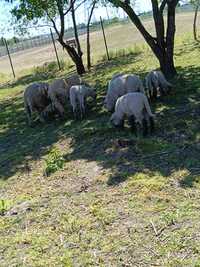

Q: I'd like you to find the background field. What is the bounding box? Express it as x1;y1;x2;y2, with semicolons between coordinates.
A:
0;12;199;79
1;11;200;267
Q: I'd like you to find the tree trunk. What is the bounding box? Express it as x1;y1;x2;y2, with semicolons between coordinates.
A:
59;39;85;75
87;24;91;70
87;1;96;70
51;0;85;75
163;3;177;77
71;0;83;57
108;0;179;77
66;45;85;75
70;0;85;74
193;3;199;41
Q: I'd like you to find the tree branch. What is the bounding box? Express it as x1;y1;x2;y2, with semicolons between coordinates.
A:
87;0;97;26
71;0;82;57
46;10;60;37
55;0;65;39
151;0;165;47
63;0;77;15
160;0;167;14
109;1;156;49
74;0;87;11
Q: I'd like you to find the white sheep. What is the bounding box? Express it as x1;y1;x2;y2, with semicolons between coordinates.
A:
110;92;155;136
104;73;145;112
24;82;50;125
69;84;96;119
48;74;82;117
145;70;172;100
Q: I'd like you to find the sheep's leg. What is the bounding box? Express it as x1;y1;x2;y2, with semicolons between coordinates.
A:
128;115;137;136
80;96;85;120
79;102;83;120
159;86;165;97
39;113;46;123
116;119;124;130
73;107;78;120
25;104;32;126
153;86;157;100
142;118;148;137
149;117;155;133
40;104;52;122
54;99;65;117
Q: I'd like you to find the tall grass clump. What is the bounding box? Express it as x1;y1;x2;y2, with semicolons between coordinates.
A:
100;45;143;62
33;60;73;79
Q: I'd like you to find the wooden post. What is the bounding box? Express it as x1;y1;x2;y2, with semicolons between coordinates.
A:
100;16;110;61
3;38;15;78
50;28;61;70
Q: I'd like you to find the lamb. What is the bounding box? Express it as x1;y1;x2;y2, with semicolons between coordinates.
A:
69;84;96;119
145;70;172;100
48;74;82;117
110;92;155;136
104;73;145;112
24;82;51;126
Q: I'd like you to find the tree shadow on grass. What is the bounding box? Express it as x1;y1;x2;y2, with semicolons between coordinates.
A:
0;60;200;189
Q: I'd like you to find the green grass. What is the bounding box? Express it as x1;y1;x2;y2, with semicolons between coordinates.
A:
0;33;200;266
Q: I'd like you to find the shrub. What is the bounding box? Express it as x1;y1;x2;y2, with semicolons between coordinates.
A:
44;147;65;176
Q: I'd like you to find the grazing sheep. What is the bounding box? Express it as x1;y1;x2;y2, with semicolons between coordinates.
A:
104;73;145;112
110;92;155;136
70;84;96;119
145;70;172;100
24;82;51;125
48;74;82;116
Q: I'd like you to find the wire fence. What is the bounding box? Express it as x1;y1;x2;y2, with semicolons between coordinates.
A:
0;35;52;57
0;6;195;80
0;18;129;79
0;21;112;58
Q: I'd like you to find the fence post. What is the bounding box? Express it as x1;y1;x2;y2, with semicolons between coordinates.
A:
50;28;61;71
3;38;15;78
100;16;110;61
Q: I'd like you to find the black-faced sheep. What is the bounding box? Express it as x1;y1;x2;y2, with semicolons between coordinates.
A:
110;92;155;136
104;73;145;112
24;82;51;126
70;85;96;119
145;70;172;100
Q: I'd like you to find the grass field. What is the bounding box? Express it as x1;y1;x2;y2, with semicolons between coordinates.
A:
0;12;199;80
1;12;200;266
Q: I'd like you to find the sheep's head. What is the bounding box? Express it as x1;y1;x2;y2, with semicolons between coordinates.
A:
110;113;124;128
104;95;115;112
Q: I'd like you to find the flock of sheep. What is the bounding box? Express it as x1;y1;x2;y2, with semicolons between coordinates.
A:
24;70;172;136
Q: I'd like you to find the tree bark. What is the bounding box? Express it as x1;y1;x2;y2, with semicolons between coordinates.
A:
58;38;85;75
70;0;85;74
164;2;177;77
71;0;83;57
87;1;96;70
51;0;85;75
193;2;199;41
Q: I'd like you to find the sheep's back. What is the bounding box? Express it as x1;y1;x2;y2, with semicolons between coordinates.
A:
24;83;49;111
117;93;145;117
125;75;143;93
